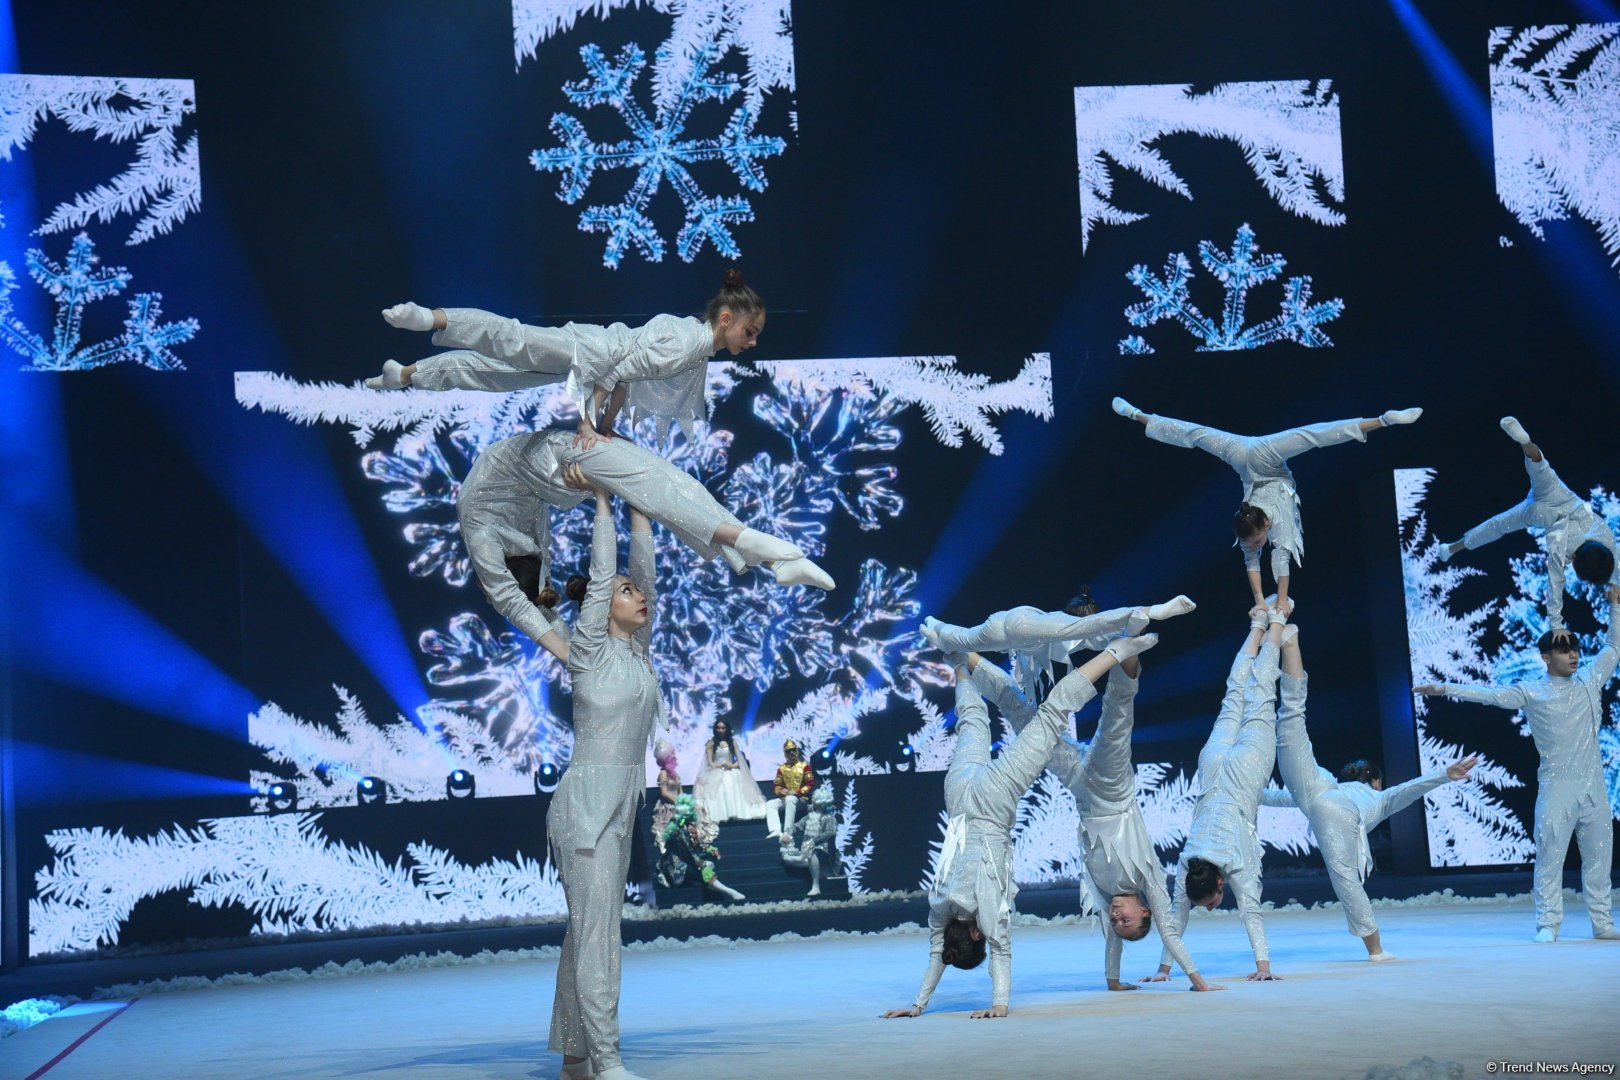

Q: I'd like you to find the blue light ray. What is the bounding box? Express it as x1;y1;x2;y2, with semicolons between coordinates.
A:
10;740;252;806
1386;0;1494;169
8;527;258;737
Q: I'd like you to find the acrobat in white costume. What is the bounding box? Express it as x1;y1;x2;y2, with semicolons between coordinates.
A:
1156;613;1287;981
1416;586;1620;942
547;496;659;1080
969;652;1222;992
366;274;762;443
457;431;831;656
884;637;1156;1019
1440;417;1618;631
922;595;1195;699
1111;398;1420;610
1270;625;1476;960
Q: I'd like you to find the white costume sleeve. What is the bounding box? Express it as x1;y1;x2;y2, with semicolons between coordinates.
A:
1259;785;1296;808
460;508;561;647
1144;868;1197;977
967;657;1037;728
912;910;950;1012
1158;862;1193;969
1585;600;1620;689
1368;769;1450;826
1436;682;1532;711
1228;863;1270;963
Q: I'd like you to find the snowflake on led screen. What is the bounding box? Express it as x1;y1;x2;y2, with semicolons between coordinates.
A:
1490;24;1620;273
236;352;1053;796
1118;223;1343;355
530;36;785;267
1397;468;1537;866
0;75;201;246
1074;80;1344;253
28;814;567;956
0;232;197;371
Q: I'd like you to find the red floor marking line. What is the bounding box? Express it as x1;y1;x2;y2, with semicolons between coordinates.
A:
22;998;139;1080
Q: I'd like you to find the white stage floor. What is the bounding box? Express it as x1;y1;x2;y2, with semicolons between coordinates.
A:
4;895;1617;1080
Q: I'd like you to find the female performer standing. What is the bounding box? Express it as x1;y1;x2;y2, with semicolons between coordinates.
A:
547;477;660;1080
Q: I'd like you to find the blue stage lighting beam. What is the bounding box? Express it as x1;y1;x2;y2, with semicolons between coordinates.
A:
10;740;253;806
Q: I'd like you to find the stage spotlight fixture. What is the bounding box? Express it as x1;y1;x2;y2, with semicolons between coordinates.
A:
814;745;836;775
895;742;916;773
534;762;562;794
446;769;477;799
357;776;388;805
267;781;297;812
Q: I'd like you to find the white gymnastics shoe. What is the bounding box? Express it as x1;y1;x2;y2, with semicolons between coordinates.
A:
1111;396;1142;421
1499;415;1531;445
1148;595;1195;620
734;527;803;565
1367;951;1398;962
1104;633;1158;662
1533;927;1556;943
1379;407;1422;426
381;301;436;331
365;359;407;390
770;557;834;591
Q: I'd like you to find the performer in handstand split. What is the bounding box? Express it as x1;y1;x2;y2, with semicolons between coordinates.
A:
1111;398;1421;614
883;633;1159;1020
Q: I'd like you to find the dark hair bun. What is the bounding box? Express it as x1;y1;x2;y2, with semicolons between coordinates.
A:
723;267;746;289
565;574;589;604
538;584;561;609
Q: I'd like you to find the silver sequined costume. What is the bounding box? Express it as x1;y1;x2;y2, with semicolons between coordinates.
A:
972;659;1201;982
459;430;748;646
1162;639;1281;969
931;605;1141;702
1456;451;1618;630
1274;671;1451;939
410;307;714;439
546;511;660;1074
1143;414;1370;580
911;667;1098;1012
1431;598;1618;935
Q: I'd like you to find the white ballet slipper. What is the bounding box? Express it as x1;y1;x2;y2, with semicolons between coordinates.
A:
1379;407;1422;426
1499;416;1531;445
735;527;802;565
770;557;834;590
365;359;407;390
1279;624;1300;646
1104;633;1157;662
807;885;822;897
1533;927;1557;943
381;301;435;331
1437;540;1462;562
1148;595;1196;620
1367;951;1398;962
1593;926;1620;940
1111;396;1142;421
1127;608;1151;635
719;545;749;575
919;617;944;651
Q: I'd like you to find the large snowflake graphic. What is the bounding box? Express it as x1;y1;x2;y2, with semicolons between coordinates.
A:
530;36;786;268
1490;23;1620;271
1397;468;1539;866
1074;80;1345;253
1118;223;1343;354
0;232;197;372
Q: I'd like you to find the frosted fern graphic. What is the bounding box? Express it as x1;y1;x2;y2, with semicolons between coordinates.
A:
0;232;197;371
237;352;1052;795
833;782;876;894
29;814;566;955
1396;468;1537;865
0;75;200;246
1119;223;1343;354
1490;24;1620;271
513;0;795;120
1074;80;1345;252
530;34;786;268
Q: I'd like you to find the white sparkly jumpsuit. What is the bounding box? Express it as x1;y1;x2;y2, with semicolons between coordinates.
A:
411;307;715;439
930;605;1143;700
1274;670;1452;939
1163;638;1282;968
1142;413;1371;581
459;430;749;646
911;667;1098;1012
546;510;659;1073
1432;598;1618;935
972;659;1202;982
1456;450;1618;630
